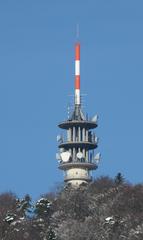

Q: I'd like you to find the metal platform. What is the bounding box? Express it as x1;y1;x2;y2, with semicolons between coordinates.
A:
59;141;97;150
58;120;97;130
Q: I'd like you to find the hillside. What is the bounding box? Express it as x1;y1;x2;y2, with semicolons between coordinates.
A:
0;175;143;240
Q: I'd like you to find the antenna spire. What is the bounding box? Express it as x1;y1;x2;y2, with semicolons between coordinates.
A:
76;23;79;40
75;24;80;105
75;42;80;105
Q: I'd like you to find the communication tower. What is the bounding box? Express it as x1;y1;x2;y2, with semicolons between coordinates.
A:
56;42;100;187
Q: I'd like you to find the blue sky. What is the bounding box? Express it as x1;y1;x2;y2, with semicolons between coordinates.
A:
0;0;143;199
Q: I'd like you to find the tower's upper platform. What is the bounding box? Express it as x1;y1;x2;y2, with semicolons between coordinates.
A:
58;105;98;130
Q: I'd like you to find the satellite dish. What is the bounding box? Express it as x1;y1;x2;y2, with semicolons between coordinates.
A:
95;152;101;160
94;153;101;164
57;135;63;142
56;153;61;160
60;151;71;162
95;136;99;143
59;148;65;153
77;152;83;159
91;114;98;123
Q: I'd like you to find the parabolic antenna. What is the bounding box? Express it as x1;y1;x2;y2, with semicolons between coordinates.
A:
56;153;61;160
95;136;99;143
94;153;101;163
59;148;65;153
57;135;62;142
60;151;71;162
77;152;83;159
92;114;98;123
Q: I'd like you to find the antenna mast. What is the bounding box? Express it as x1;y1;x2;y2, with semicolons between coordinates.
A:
75;42;80;105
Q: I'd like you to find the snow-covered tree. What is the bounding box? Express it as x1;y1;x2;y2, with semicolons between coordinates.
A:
34;197;52;218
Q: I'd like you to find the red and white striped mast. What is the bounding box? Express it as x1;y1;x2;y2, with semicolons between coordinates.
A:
75;42;81;105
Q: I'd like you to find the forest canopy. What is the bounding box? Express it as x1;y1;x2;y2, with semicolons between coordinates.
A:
0;175;143;240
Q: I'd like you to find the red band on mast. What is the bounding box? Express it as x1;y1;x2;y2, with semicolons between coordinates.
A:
75;76;80;89
75;43;80;60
